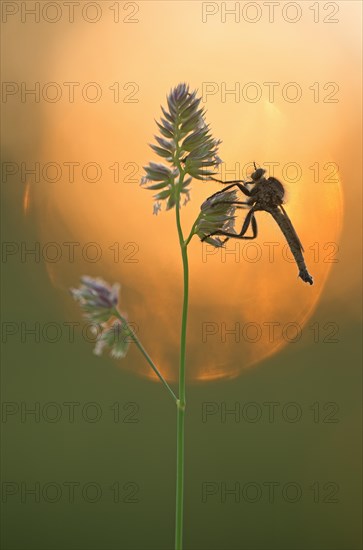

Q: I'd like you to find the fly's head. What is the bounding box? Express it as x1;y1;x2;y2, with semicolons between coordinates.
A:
250;163;266;184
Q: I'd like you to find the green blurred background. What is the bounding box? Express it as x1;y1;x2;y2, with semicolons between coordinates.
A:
1;214;362;549
1;1;362;549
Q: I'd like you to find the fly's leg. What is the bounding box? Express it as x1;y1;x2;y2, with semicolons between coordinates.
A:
202;208;258;243
206;178;253;201
211;200;250;208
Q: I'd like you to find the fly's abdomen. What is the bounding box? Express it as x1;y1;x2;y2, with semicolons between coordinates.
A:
267;206;313;285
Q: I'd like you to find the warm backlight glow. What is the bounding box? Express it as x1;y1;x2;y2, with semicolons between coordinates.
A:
13;1;359;381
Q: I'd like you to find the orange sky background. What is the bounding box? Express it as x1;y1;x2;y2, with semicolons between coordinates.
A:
2;1;362;381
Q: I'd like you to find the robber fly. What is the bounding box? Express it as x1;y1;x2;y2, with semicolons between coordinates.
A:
203;163;314;285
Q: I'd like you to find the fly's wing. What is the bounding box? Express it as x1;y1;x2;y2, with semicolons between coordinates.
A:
278;204;305;252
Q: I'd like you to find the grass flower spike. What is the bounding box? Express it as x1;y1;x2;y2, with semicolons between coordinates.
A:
141;83;222;213
195;189;238;247
70;275;119;324
70;276;130;359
